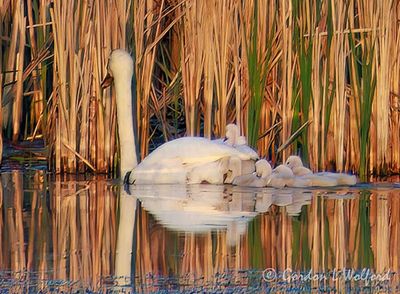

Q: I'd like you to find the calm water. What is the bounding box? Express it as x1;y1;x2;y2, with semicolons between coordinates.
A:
1;170;400;293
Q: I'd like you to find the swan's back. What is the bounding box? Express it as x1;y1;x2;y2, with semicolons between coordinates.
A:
140;137;251;166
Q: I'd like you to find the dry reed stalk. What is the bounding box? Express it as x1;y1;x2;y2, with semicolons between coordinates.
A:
1;0;18;132
279;0;294;161
202;6;215;139
374;0;394;172
231;2;244;132
251;0;281;156
26;0;44;137
309;30;322;170
389;14;400;173
0;72;2;163
179;0;205;136
331;1;348;172
211;0;235;136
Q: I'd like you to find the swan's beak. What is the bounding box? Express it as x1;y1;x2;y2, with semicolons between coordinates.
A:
101;72;114;89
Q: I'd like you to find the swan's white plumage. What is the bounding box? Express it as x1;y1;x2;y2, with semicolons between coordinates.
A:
108;50;255;184
107;49;137;176
130;137;252;184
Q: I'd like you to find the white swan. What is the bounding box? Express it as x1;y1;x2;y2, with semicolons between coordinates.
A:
285;155;357;186
103;49;251;184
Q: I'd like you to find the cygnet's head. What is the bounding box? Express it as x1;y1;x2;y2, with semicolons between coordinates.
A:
225;124;240;145
101;49;134;88
285;155;304;169
255;159;272;178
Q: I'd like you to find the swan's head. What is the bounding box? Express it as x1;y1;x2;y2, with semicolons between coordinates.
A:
285;155;304;169
225;124;240;145
101;49;134;88
255;159;272;178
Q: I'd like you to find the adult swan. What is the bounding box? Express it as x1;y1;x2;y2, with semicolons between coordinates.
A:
102;49;252;184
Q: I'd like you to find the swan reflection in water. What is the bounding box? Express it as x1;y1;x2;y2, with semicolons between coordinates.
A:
114;184;314;288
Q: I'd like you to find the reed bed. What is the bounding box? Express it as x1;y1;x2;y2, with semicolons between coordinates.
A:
1;0;400;176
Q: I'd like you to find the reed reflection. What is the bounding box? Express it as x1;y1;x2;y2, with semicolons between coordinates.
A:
0;171;118;292
0;172;399;292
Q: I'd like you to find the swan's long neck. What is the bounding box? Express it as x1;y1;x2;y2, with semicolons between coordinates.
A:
115;75;138;177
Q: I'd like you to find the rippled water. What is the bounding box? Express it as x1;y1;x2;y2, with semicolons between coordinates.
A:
1;171;400;292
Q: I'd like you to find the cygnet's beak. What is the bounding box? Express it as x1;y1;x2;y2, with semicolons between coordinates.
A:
101;72;114;89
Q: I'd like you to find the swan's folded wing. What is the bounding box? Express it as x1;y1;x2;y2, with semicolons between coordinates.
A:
130;158;188;184
235;144;259;160
141;137;252;166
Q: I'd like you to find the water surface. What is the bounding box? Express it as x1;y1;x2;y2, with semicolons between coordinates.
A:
1;171;400;292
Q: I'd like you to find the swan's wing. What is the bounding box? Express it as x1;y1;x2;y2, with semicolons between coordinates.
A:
131;158;188;184
235;144;259;160
141;137;251;166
